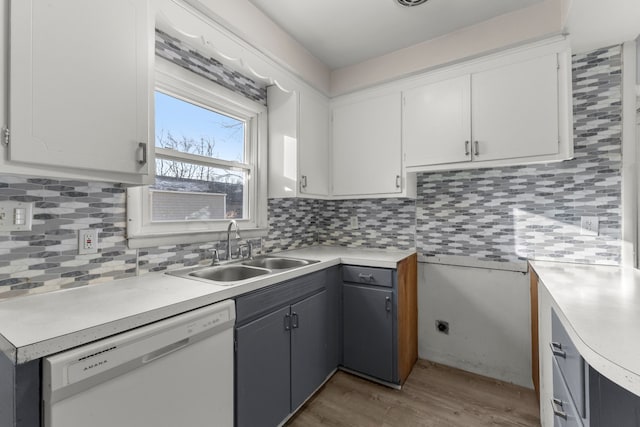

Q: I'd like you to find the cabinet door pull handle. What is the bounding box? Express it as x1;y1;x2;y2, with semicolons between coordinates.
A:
300;175;308;190
292;312;299;329
551;398;568;420
138;142;147;165
284;313;291;331
395;175;401;188
550;342;566;358
474;140;479;156
358;273;374;282
465;140;470;156
385;296;392;312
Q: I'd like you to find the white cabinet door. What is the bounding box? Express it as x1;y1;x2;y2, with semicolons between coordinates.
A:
267;87;329;198
471;53;559;162
9;0;151;180
332;93;402;196
299;90;329;197
403;75;471;167
267;87;298;198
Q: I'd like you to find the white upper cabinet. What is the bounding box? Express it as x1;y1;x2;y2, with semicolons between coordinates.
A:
402;40;573;173
471;53;559;162
332;92;414;198
299;90;330;197
8;0;153;184
267;86;329;198
403;75;471;167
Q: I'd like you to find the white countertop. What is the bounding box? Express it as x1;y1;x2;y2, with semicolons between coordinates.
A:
0;246;414;365
530;260;640;396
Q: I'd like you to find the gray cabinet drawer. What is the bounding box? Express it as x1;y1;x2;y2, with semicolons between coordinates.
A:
342;265;393;287
552;358;584;427
236;270;326;325
552;309;585;418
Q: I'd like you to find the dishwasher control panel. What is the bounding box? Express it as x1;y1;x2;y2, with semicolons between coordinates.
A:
44;300;236;389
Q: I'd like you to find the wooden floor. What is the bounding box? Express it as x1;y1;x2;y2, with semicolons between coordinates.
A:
286;360;540;427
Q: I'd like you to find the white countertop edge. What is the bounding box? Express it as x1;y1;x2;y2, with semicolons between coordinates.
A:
3;246;415;365
420;254;528;272
547;295;640;397
530;260;640;397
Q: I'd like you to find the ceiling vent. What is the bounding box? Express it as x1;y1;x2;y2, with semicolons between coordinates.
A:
396;0;429;6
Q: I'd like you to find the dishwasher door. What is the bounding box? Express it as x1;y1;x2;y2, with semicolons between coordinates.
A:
42;299;235;427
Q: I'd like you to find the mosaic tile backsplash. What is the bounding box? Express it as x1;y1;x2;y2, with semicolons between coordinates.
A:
416;45;623;264
155;29;267;105
262;198;417;253
0;44;628;300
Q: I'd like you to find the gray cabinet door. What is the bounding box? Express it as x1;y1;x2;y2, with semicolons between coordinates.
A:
236;306;291;427
590;366;640;427
343;283;394;382
326;266;342;374
291;290;328;410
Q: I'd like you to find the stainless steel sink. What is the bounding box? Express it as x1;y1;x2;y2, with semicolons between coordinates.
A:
241;256;314;270
165;255;318;286
189;265;270;282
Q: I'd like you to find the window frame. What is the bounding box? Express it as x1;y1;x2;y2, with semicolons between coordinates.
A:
127;57;268;249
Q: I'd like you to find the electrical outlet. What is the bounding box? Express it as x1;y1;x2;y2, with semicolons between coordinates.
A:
580;216;599;236
78;229;99;254
350;216;359;229
435;320;449;335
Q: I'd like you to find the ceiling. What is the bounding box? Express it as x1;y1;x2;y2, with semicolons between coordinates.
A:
248;0;544;70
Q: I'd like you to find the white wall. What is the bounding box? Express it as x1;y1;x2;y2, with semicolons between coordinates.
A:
330;0;564;95
0;0;6;131
187;0;331;95
418;262;533;388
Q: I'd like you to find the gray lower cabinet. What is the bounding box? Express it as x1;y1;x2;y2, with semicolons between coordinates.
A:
291;290;328;410
589;368;640;427
0;353;40;427
235;270;333;427
343;283;394;383
236;306;292;427
340;258;419;387
550;307;640;427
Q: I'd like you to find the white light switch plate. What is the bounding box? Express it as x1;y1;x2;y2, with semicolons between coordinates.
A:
0;201;34;231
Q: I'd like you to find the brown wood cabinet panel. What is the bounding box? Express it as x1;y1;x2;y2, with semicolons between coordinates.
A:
529;265;540;401
397;253;418;384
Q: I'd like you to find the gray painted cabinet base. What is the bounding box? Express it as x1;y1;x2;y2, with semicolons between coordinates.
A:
0;351;40;427
589;367;640;427
342;283;394;383
291;290;328;410
236;306;291;427
235;269;334;427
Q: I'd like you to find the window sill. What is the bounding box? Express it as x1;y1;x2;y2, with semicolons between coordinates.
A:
127;227;269;249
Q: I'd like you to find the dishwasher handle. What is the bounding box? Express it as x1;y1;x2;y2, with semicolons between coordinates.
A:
142;338;189;364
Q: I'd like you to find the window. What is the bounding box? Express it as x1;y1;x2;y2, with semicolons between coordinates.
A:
127;58;267;248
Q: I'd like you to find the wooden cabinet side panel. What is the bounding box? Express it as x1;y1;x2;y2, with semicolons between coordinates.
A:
530;267;540;401
398;254;418;383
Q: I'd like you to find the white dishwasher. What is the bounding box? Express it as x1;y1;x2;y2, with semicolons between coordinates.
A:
42;299;235;427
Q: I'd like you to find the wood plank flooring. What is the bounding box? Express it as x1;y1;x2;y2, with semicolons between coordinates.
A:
285;360;540;427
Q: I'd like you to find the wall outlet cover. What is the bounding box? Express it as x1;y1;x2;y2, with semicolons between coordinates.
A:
580;216;599;236
78;229;99;254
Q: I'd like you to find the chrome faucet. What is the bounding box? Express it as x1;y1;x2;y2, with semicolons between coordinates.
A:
226;220;241;260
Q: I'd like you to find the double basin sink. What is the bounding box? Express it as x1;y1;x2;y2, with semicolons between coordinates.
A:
167;255;319;286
